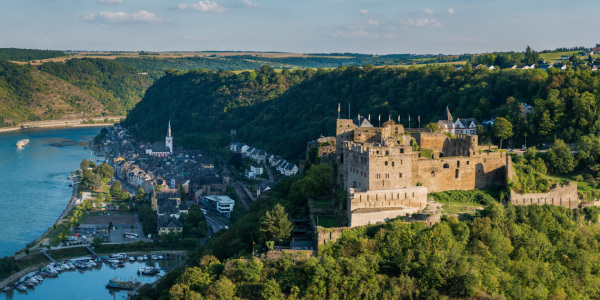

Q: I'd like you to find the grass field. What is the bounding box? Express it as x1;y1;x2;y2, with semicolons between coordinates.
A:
317;216;339;228
538;50;583;62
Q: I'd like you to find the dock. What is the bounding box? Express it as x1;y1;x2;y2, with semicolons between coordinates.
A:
42;250;55;263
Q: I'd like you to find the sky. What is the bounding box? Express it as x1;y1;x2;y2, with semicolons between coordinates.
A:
1;0;599;54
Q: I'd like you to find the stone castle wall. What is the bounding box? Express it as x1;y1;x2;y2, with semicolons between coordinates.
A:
507;155;579;208
317;227;348;245
349;187;427;210
509;182;579;209
350;207;421;227
411;152;506;193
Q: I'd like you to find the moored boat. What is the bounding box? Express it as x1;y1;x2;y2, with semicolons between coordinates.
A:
106;278;140;290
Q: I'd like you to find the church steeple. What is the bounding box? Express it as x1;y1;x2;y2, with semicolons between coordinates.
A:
166;119;173;153
445;106;453;121
168;119;172;137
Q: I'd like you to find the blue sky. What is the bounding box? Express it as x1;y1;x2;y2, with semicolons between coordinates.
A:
0;0;598;54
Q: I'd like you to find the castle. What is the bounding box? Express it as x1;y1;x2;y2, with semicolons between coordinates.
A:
335;115;507;227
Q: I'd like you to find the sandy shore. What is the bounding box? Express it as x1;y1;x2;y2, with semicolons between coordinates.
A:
0;117;124;133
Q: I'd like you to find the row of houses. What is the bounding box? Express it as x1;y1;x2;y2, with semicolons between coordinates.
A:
230;142;299;176
468;60;600;72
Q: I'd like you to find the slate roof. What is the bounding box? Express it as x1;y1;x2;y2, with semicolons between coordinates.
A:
158;215;182;229
352;115;373;128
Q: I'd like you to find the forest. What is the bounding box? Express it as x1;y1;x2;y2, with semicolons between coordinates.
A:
0;48;66;61
123;64;600;160
135;158;600;300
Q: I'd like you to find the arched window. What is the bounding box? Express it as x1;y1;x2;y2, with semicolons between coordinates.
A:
443;163;449;169
431;171;435;177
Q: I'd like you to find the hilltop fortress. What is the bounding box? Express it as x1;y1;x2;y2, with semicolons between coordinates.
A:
335;116;507;227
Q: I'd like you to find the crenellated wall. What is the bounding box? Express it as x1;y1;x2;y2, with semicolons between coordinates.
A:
509;182;579;209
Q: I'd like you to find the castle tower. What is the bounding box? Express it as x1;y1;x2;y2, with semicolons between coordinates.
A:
166;119;173;153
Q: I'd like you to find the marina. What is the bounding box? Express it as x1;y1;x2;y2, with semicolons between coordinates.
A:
1;253;180;299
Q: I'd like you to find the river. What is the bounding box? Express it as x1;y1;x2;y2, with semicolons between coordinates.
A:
0;126;105;257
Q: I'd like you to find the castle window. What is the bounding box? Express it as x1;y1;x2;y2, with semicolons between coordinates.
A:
431;171;435;177
455;169;459;179
400;148;405;154
392;162;395;167
376;150;380;154
385;161;388;166
466;161;469;165
376;174;381;179
399;173;402;178
385;174;389;178
457;161;460;168
385;151;389;156
443;163;449;169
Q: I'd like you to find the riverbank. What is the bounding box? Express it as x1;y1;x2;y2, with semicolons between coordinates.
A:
0;116;123;133
0;250;187;291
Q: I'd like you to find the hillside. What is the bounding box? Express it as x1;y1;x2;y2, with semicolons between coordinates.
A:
0;48;66;62
0;58;155;125
123;65;600;159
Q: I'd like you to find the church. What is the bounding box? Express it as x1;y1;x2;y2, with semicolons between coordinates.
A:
145;120;174;157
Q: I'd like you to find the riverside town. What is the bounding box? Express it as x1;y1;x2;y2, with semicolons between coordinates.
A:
3;1;600;299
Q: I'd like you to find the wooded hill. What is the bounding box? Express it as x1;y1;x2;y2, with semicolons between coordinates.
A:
0;48;66;62
0;58;155;125
123;64;600;160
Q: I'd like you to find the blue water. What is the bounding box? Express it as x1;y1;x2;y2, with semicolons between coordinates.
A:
1;258;179;300
0;126;104;257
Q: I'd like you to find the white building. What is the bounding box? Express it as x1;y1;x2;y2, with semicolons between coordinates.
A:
204;195;235;217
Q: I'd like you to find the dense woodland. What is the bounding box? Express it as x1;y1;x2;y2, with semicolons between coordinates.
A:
0;48;66;62
123;65;600;160
136;160;600;299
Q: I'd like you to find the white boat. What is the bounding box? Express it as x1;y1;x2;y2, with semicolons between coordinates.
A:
129;256;135;261
143;255;148;260
15;284;27;291
137;256;144;261
35;275;44;282
151;255;157;260
16;139;30;148
157;255;163;260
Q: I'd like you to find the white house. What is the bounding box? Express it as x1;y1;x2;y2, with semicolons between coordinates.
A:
250;165;263;175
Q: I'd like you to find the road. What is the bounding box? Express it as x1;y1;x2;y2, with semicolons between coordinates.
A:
220;160;252;211
266;165;275;182
204;212;230;235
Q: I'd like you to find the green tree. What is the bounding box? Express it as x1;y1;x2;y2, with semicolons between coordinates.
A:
206;277;236;300
492;117;513;149
94;162;114;183
425;122;441;133
110;180;122;195
80;159;90;170
259;204;293;244
136;188;146;203
479;53;496;66
548;139;574;174
229;153;243;170
89;173;103;190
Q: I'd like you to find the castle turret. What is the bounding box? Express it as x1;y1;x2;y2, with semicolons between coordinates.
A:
166;120;173;153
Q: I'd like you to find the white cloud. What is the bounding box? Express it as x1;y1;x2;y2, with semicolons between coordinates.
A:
446;8;455;14
402;18;441;28
366;19;378;26
83;10;164;23
360;9;369;15
422;8;434;15
177;1;227;12
332;30;378;39
242;0;258;8
98;0;122;4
